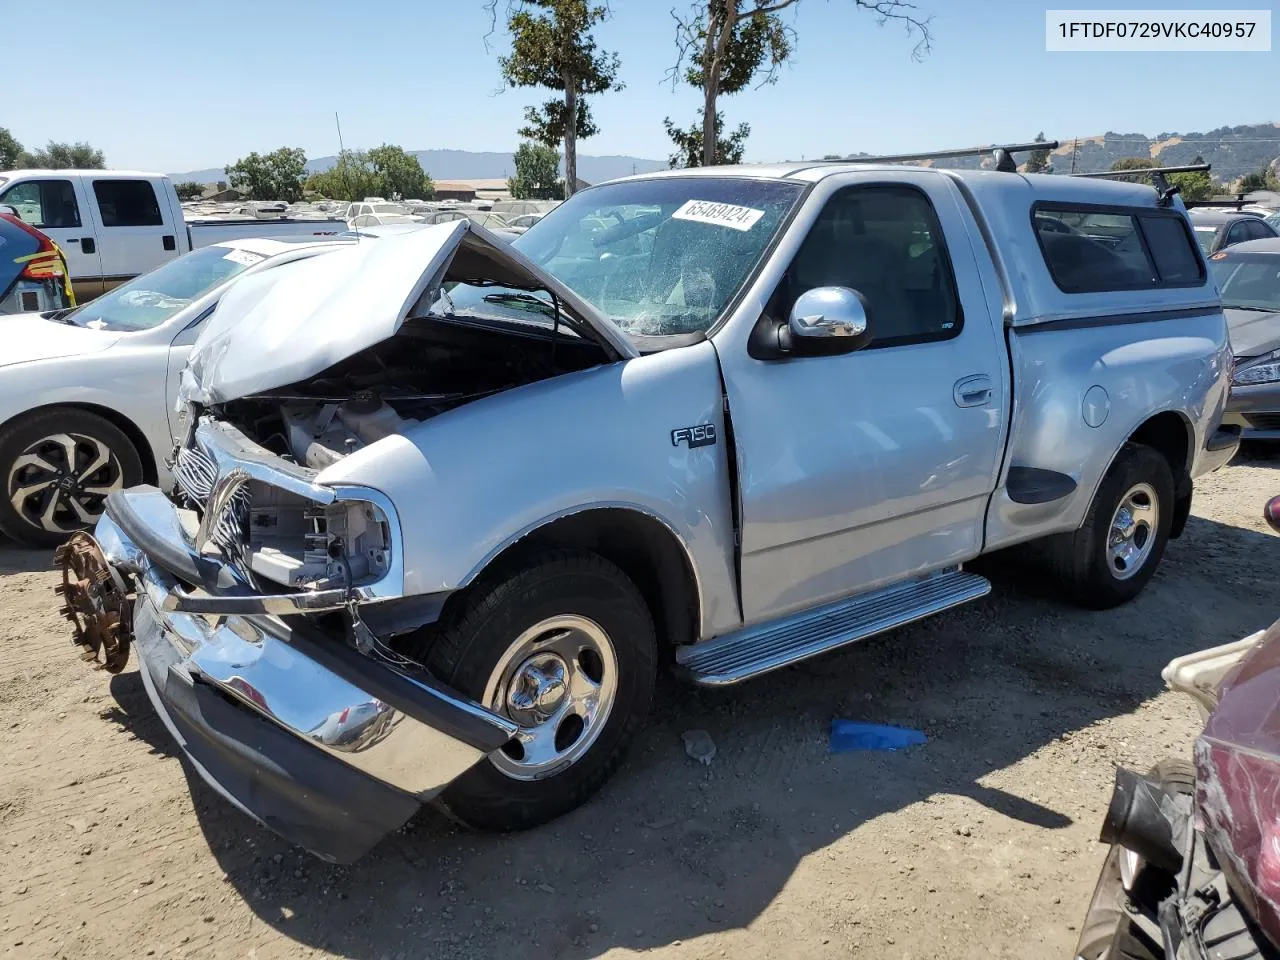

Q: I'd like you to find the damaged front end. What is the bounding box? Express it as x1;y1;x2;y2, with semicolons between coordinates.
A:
49;222;635;861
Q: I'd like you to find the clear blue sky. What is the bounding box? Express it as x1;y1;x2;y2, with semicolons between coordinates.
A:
5;0;1277;173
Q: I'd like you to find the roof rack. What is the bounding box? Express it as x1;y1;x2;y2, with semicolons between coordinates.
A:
840;140;1060;174
1183;193;1249;211
1071;163;1212;208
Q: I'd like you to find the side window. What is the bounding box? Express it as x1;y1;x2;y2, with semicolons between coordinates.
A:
1248;219;1276;241
0;179;81;229
781;185;962;347
1137;214;1205;285
1223;221;1250;248
1033;208;1154;292
92;180;163;227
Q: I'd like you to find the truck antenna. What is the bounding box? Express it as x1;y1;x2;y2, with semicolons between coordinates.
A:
335;111;358;240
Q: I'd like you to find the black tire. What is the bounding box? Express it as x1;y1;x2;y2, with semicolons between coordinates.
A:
1074;759;1195;960
1042;443;1174;609
423;549;656;832
0;408;143;548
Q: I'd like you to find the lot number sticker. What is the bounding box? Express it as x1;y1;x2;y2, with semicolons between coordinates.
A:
671;199;765;231
222;248;267;267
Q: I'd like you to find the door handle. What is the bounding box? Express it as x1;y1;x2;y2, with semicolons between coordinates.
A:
63;237;81;244
953;375;993;408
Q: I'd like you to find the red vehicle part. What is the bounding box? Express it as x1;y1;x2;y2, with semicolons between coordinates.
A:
0;211;75;310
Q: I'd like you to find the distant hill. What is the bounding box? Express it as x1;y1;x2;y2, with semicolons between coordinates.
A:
845;122;1280;184
170;149;667;186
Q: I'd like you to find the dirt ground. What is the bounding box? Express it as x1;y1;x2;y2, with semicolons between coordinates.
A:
3;454;1280;960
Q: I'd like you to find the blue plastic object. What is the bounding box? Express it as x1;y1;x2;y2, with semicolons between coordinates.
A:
829;719;928;753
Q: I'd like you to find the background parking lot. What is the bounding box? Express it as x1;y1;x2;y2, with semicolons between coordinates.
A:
2;456;1278;960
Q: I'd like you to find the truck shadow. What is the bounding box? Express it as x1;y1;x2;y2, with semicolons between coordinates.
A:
103;513;1279;960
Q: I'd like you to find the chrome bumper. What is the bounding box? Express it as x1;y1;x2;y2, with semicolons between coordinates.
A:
95;494;517;802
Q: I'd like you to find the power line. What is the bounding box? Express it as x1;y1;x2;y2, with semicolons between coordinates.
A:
1062;137;1280;144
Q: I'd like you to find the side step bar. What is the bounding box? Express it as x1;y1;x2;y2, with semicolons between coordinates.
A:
677;568;991;686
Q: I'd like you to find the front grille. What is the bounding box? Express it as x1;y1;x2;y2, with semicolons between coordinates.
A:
1246;414;1280;432
173;444;218;503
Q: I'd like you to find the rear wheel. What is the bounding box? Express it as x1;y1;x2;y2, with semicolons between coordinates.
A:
1074;759;1195;960
0;408;142;548
1042;443;1174;609
422;550;656;831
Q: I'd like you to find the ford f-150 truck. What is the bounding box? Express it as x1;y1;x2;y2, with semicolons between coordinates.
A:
0;170;345;302
56;150;1240;862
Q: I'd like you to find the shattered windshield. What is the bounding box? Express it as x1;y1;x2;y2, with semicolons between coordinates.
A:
63;244;266;331
460;177;804;339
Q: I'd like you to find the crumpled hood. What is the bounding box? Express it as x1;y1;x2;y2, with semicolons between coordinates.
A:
1226;307;1280;360
0;312;122;369
182;221;635;404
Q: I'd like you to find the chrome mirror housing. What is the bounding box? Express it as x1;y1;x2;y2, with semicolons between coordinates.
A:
782;287;873;355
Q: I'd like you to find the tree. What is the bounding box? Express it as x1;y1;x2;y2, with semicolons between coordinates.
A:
670;0;931;166
1168;169;1213;202
24;140;105;169
0;128;24;170
367;144;434;200
224;147;307;202
1111;156;1153;171
304;150;382;201
664;111;750;168
490;0;624;197
508;141;564;199
1024;131;1050;174
1240;165;1280;193
174;181;205;201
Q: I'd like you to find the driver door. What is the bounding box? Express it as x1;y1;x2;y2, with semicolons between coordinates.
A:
717;177;1008;624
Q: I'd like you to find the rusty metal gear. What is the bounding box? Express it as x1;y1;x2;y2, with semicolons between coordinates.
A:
52;532;133;673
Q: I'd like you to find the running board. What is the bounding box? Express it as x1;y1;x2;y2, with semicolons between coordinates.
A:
677;569;991;686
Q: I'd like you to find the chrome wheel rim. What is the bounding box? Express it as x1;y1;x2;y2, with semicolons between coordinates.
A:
6;432;124;535
1106;482;1159;581
483;614;618;781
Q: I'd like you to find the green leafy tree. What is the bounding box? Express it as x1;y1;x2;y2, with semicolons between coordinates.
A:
367;144;434;200
0;128;24;170
24;140;105;169
664;111;750;168
1110;156;1217;201
508;141;564;199
669;0;931;166
224;147;307;202
1111;156;1154;171
489;0;624;197
1240;165;1280;192
1024;131;1051;174
174;181;205;201
304;151;384;202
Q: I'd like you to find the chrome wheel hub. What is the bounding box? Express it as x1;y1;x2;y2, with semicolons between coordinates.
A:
6;433;124;534
1106;482;1159;580
483;614;618;781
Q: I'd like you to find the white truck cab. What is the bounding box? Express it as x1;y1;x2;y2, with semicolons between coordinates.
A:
0;170;347;302
0;170;188;302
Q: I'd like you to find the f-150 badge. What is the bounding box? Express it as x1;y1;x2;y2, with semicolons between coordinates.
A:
672;424;717;448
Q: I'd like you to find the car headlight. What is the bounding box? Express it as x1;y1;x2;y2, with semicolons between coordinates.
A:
1233;350;1280;386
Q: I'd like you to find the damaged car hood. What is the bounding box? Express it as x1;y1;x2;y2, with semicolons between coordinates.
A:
182;220;637;404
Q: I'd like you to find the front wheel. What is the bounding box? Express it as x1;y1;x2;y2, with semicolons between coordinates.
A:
1043;443;1174;609
422;550;656;831
0;408;143;548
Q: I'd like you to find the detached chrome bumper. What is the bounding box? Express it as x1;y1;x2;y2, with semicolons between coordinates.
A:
93;490;517;862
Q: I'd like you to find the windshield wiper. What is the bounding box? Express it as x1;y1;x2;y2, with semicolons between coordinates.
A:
483;291;557;313
1224;304;1280;313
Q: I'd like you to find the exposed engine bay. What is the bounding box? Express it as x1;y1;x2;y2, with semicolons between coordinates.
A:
177;314;609;594
217;314;609;468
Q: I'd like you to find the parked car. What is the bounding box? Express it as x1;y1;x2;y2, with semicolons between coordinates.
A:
0;170;347;302
1187;208;1279;255
0;235;354;546
0;211;74;315
505;213;544;233
1212;239;1280;439
60;162;1237;863
343;201;409;222
1074;496;1280;959
348;213;425;229
1267;211;1280;232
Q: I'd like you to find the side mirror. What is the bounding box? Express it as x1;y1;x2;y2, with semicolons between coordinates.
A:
778;286;873;356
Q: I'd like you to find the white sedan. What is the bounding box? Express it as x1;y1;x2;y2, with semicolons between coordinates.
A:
0;236;353;547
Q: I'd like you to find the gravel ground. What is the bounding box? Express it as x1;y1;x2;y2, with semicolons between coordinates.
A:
2;455;1279;960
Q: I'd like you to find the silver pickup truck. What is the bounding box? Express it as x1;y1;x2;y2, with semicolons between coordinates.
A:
57;155;1239;862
